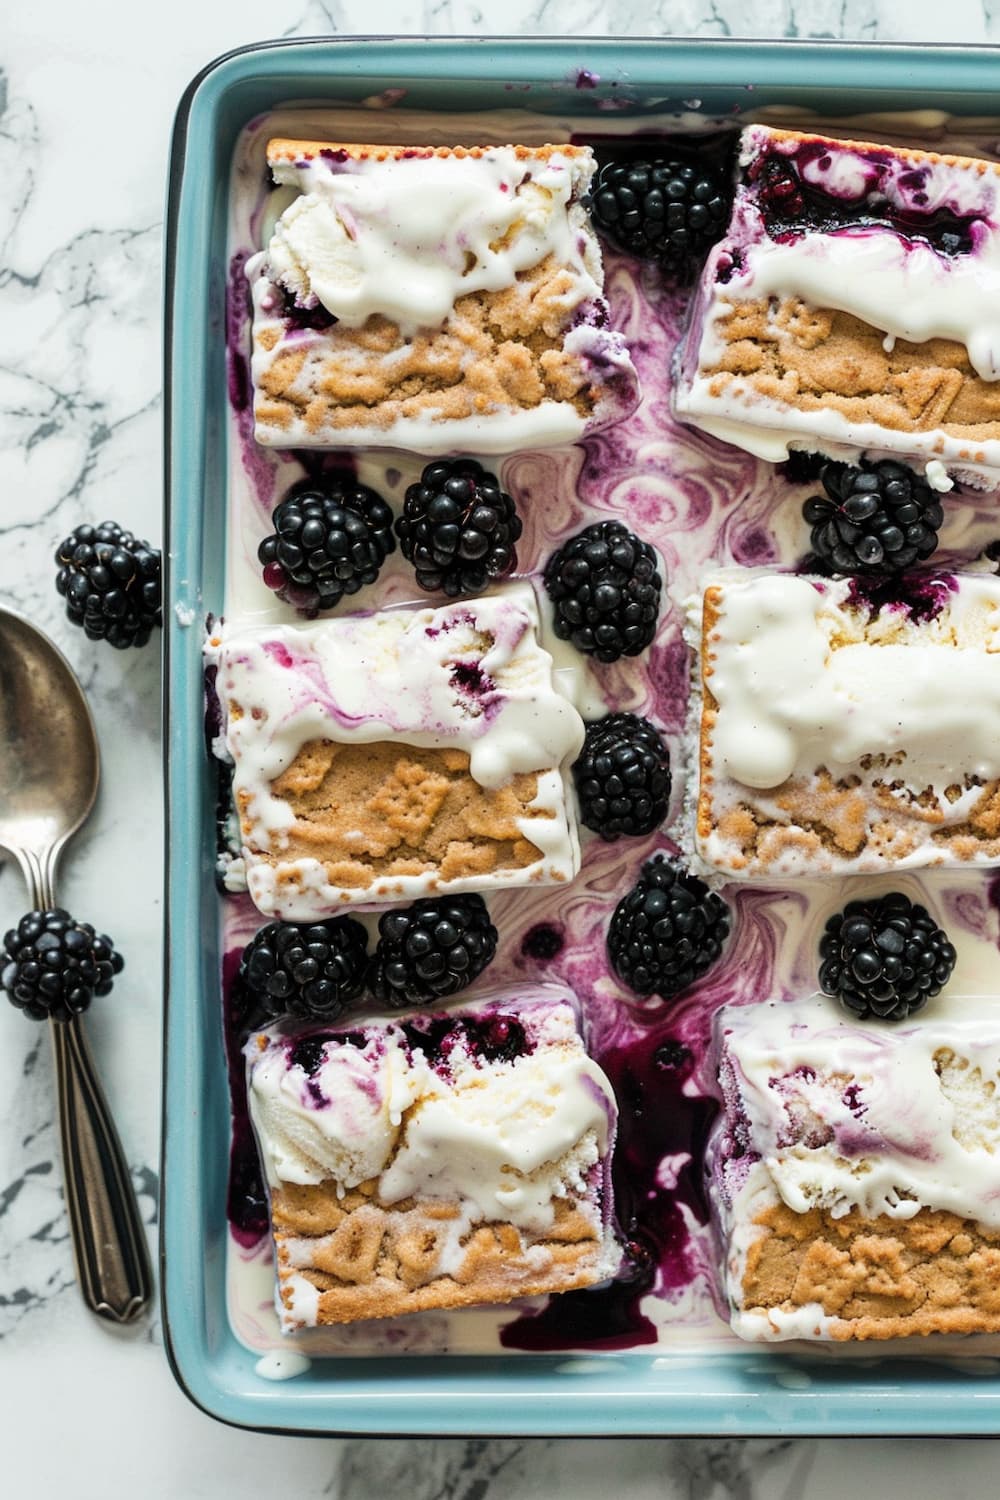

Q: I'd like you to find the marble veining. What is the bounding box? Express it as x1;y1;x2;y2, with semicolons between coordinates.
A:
4;0;1000;1495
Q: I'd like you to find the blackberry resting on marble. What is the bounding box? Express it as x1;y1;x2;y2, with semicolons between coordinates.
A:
804;460;944;575
586;156;731;280
55;521;162;648
239;917;369;1023
572;713;671;840
818;892;957;1022
543;520;662;663
608;855;730;1000
395;459;522;597
258;480;395;616
2;909;123;1023
368;894;498;1007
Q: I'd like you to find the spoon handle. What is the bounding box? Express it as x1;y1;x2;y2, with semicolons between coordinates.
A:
50;1016;154;1323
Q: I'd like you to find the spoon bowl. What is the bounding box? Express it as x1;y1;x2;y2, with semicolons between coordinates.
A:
0;607;99;883
0;604;152;1324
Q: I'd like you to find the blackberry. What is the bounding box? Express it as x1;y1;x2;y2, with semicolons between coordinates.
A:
257;479;395;616
395;459;522;597
586;157;730;280
818;892;957;1022
804;460;944;575
54;521;161;648
572;713;671;840
543;520;662;663
746;151;807;221
608;854;730;999
238;917;369;1023
2;909;123;1023
369;894;498;1007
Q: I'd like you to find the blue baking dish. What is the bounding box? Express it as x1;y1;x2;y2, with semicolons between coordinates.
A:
163;35;1000;1434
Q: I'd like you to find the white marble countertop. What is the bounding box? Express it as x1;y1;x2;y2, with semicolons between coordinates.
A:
4;2;1000;1494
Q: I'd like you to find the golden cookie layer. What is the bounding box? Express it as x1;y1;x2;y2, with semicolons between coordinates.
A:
698;296;1000;449
273;1179;607;1327
236;738;548;893
252;254;597;438
742;1201;1000;1341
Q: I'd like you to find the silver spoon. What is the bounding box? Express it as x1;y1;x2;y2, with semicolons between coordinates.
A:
0;605;152;1323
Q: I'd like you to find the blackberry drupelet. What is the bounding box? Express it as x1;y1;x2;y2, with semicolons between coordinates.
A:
608;854;730;999
818;892;957;1022
239;917;369;1023
55;521;162;648
2;909;123;1022
369;894;498;1007
804;460;944;575
257;479;395;616
395;459;522;597
543;520;662;663
586;157;731;280
572;713;671;840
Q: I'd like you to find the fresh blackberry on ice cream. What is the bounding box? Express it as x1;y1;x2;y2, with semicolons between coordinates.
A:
395;459;522;597
586;157;730;280
55;521;161;648
239;917;369;1023
818;892;956;1022
369;894;498;1007
608;855;730;1000
258;480;394;616
572;713;671;840
543;520;662;663
2;909;123;1023
804;460;943;575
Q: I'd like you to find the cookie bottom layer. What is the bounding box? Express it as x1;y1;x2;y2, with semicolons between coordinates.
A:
740;1201;1000;1341
241;738;548;891
273;1180;609;1328
699;296;1000;445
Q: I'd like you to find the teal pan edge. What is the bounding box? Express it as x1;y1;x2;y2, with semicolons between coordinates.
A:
162;34;1000;1436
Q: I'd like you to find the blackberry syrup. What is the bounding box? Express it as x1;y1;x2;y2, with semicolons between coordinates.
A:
501;1020;717;1351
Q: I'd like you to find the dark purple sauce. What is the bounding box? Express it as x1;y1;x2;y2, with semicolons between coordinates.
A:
731;523;776;567
842;1082;867;1116
449;660;492;698
779;450;826;484
225;252;252;413
646;630;691;736
287;453;360;487
501;1021;717;1351
289;1035;329;1081
287;1030;369;1076
714;246;744;284
748;142;982;255
988;872;1000;932
399;1013;531;1070
221;950;269;1247
846;570;958;623
279;287;338;333
203;662;222;750
521;923;566;961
